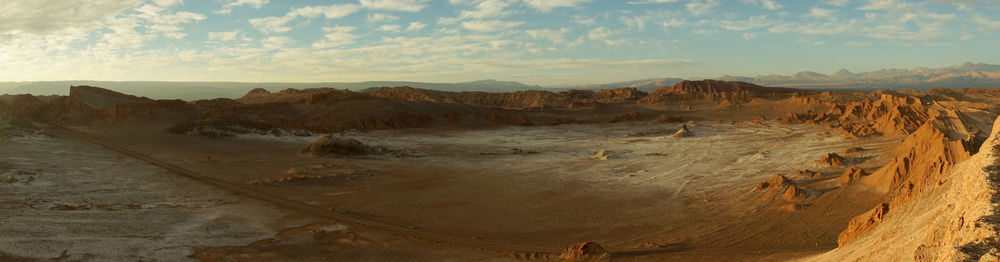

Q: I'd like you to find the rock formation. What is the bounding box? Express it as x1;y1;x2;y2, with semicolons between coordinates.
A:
590;149;618;160
838;166;868;185
641;80;801;104
819;153;847;167
813;116;1000;261
303;135;413;157
364;86;646;110
756;174;792;191
558;242;608;261
672;124;693;138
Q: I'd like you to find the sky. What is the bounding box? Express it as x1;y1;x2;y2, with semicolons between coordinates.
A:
0;0;998;86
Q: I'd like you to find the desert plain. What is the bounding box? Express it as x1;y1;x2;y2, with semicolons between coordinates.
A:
2;80;1000;261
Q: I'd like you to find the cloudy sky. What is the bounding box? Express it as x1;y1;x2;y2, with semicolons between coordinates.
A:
0;0;998;86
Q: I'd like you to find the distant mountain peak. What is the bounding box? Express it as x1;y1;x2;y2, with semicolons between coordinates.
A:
713;62;1000;90
792;71;827;78
832;69;855;77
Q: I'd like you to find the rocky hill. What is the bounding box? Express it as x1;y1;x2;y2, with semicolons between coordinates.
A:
641;80;802;103
363;86;647;109
811;115;1000;261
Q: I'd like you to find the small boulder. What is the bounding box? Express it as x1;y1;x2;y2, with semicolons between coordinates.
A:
559;242;607;261
590;149;618;160
672;124;693;138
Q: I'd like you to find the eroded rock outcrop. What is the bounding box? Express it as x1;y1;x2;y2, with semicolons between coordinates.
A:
558;242;608;261
590;149;618;160
641;80;801;104
303;135;416;157
672;124;693;138
836;202;889;246
819;153;847;167
756;174;792;191
838;166;869;185
836;120;974;247
365;86;646;110
812;116;1000;261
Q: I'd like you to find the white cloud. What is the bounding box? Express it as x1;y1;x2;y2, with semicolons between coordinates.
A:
262;36;292;49
461;20;523;32
846;41;872;47
208;30;242;42
215;0;269;15
367;13;399;23
859;0;904;11
439;0;514;25
805;7;835;18
461;0;513;19
740;0;782;10
525;27;569;43
153;0;184;7
621;16;647;31
827;0;849;6
312;26;358;49
288;4;362;18
0;0;137;41
573;15;596;25
138;10;206;39
588;27;612;41
406;22;427;31
686;0;719;16
794;22;849;35
378;24;402;32
360;0;429;12
974;16;1000;30
661;18;686;28
249;4;361;33
99;16;149;49
248;17;293;34
522;0;591;12
714;15;771;31
626;0;680;4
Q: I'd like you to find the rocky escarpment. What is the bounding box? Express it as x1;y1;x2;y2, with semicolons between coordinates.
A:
810;115;1000;261
364;86;647;109
2;86;197;125
68;85;151;109
641;80;802;104
830;93;982;247
236;88;372;104
777;93;980;139
835;117;976;246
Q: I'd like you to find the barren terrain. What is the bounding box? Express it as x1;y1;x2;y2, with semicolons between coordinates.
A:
4;80;1000;261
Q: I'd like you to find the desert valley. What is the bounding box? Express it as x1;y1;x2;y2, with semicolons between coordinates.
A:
5;0;1000;261
2;78;1000;261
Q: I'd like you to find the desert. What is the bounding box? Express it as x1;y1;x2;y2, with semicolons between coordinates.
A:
4;0;1000;261
2;77;1000;261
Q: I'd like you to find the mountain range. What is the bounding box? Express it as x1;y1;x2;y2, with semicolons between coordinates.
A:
3;62;1000;100
0;80;542;101
719;62;1000;90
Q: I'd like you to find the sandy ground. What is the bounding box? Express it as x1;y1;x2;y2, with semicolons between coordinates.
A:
70;120;900;260
0;128;522;261
0;133;319;261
